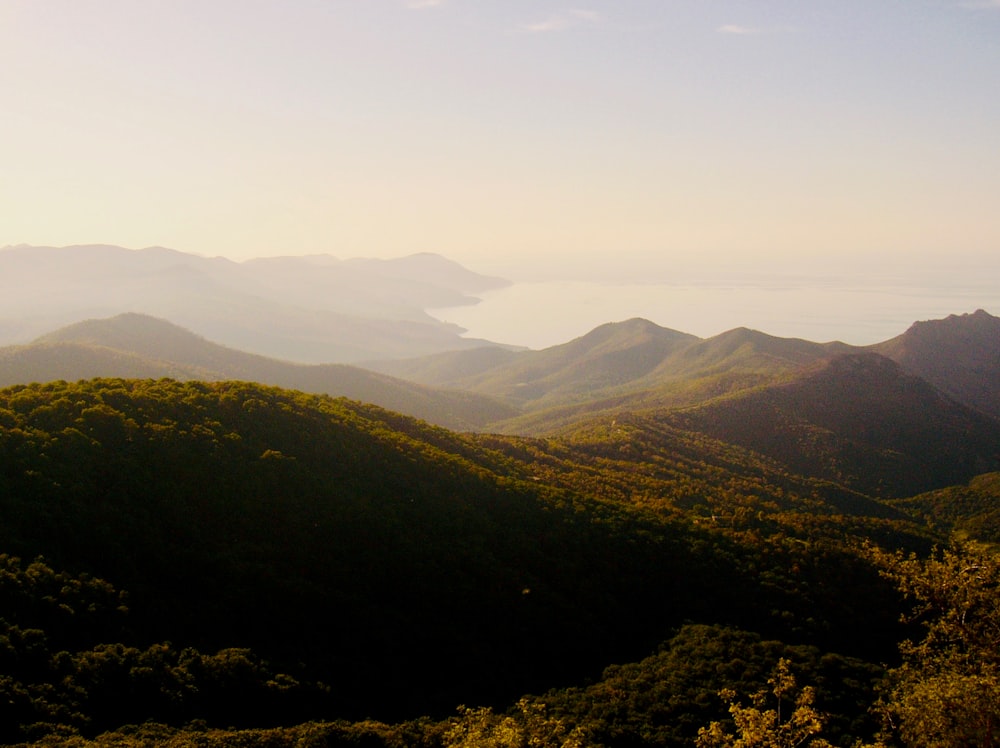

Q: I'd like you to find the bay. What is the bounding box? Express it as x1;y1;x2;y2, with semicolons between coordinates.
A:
429;278;999;350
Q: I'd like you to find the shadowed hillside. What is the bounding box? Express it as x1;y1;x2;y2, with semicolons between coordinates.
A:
873;309;1000;419
667;352;1000;498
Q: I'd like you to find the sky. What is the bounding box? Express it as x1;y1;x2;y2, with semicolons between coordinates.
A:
3;0;1000;284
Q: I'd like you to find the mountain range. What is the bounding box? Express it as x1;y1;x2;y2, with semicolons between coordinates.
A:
3;307;998;499
369;310;1000;416
1;259;999;744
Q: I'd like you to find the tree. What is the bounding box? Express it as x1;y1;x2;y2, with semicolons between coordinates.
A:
444;699;588;748
866;542;1000;747
696;658;833;748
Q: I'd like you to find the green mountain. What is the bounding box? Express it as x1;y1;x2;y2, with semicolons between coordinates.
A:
2;313;517;431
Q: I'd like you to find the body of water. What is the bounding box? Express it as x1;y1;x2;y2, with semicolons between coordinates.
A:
430;278;998;350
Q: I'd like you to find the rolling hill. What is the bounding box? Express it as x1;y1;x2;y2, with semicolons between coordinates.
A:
371;318;700;405
369;320;855;415
1;313;518;431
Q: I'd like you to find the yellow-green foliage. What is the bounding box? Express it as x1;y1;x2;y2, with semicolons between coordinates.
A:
697;659;832;748
867;543;1000;747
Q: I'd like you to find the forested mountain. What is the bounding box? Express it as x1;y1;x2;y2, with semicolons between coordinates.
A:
889;471;1000;543
0;377;939;745
1;308;999;747
0;314;517;431
0;244;508;362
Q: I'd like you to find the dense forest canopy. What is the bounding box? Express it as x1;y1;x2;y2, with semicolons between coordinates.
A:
0;374;996;746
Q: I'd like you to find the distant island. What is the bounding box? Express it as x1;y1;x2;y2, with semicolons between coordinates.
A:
0;244;510;362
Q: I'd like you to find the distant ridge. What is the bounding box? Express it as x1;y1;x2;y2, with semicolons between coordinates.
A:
371;310;1000;435
654;326;851;377
3;313;518;431
372;318;855;424
0;244;509;362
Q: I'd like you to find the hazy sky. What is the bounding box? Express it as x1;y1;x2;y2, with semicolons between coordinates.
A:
3;1;1000;282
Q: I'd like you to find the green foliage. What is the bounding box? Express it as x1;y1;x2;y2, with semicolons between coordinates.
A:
891;472;1000;544
0;377;952;743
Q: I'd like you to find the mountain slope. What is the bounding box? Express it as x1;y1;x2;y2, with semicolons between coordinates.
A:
873;308;1000;419
372;318;702;405
668;352;1000;498
0;341;211;383
5;313;518;430
645;326;852;380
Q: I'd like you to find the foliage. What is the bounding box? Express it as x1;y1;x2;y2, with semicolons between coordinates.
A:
529;624;881;747
890;472;1000;545
663;354;1000;499
0;554;313;743
444;700;588;748
696;658;832;748
0;377;953;742
866;543;1000;747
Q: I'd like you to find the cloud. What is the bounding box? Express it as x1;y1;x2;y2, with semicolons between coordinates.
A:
523;8;602;33
405;0;445;8
958;0;1000;7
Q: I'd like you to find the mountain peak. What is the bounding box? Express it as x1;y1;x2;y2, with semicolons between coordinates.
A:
570;318;699;347
873;308;1000;418
902;308;999;340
